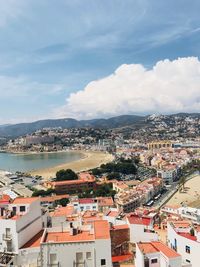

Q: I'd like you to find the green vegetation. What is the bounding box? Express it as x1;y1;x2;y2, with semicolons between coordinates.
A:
78;183;116;199
91;157;138;178
32;188;55;197
56;169;78;181
56;198;69;207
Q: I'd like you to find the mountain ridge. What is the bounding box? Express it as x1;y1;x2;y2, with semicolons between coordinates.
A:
0;113;199;138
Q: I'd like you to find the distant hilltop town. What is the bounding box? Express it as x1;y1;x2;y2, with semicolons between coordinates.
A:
0;113;200;153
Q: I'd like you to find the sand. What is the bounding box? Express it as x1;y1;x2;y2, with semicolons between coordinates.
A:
29;150;114;180
167;175;200;207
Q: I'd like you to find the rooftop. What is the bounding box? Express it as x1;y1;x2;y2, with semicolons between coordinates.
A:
12;197;39;205
137;241;181;259
127;215;151;226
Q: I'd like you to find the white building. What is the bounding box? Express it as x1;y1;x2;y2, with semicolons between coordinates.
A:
135;241;191;267
126;214;158;243
162;205;200;224
40;220;112;267
71;198;98;212
167;221;200;267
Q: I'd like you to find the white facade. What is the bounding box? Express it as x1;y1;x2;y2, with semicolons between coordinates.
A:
40;222;112;267
0;198;45;254
135;242;187;267
128;223;158;243
167;222;200;267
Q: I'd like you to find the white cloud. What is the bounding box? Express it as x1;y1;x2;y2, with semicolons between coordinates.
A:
56;57;200;119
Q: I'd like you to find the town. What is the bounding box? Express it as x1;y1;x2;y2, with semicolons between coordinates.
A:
0;120;200;266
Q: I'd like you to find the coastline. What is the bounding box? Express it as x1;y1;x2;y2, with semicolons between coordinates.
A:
167;174;200;207
29;150;114;180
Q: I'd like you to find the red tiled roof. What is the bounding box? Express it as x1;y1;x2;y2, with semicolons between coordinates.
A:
112;254;133;263
178;232;197;241
127;215;151;226
79;198;96;204
138;241;181;258
12;197;39;204
112;224;129;230
0;194;11;204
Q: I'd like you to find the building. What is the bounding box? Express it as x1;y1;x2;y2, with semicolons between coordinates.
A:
0;197;47;266
135;241;190;267
44;172;96;194
40;220;112;267
127;213;158;243
148;141;172;150
167;221;200;267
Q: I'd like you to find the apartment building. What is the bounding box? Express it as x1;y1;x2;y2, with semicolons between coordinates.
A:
40;220;112;267
44;173;96;194
167;221;200;267
0;197;46;266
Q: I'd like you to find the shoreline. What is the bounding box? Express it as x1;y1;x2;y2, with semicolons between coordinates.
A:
29;150;114;180
167;174;200;208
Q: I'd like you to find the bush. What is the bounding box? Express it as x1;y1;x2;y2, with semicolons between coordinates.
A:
56;169;78;181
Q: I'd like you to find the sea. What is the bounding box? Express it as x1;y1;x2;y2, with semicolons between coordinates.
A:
0;151;83;173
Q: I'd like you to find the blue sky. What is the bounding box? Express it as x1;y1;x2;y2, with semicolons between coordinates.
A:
1;0;200;123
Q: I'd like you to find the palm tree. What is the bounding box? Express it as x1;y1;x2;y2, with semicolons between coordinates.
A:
179;175;186;191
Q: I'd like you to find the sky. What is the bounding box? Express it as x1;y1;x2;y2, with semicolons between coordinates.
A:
0;0;200;124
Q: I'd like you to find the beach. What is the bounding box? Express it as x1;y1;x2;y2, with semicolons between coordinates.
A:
167;175;200;208
29;150;114;180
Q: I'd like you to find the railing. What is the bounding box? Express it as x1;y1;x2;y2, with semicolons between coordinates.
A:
2;234;12;241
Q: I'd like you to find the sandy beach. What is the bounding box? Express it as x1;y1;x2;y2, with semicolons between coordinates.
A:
30;150;114;180
167;175;200;207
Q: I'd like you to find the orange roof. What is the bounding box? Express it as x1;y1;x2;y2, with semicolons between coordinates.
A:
21;230;44;249
138;242;181;258
12;197;39;205
40;195;69;202
151;241;181;258
112;254;133;263
96;197;114;206
178;232;197;241
51;179;95;186
112;224;129;230
106;210;120;218
0;194;11;204
43;220;110;244
171;220;191;228
50;205;74;217
44;230;94;243
94;220;110;239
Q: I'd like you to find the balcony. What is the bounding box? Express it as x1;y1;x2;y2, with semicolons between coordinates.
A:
2;234;12;241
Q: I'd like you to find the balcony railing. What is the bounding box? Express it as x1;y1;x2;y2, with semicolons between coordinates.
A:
2;234;12;241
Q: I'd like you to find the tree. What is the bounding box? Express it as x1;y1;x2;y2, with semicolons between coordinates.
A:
179;175;186;191
57;198;69;207
56;169;78;181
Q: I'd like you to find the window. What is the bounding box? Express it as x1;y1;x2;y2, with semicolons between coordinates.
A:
86;252;92;260
76;252;83;263
186;245;190;254
186;259;191;263
20;206;26;212
151;258;158;264
50;254;57;264
101;259;106;266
